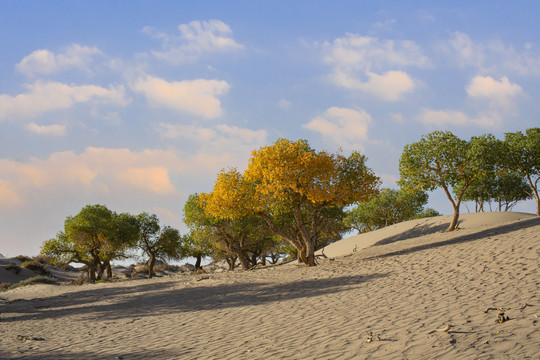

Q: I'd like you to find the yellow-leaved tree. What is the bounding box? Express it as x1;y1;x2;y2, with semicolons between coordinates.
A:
200;138;380;266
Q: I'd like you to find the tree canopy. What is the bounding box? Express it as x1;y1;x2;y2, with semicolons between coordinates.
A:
504;128;540;215
41;204;139;280
137;212;182;278
344;188;438;233
399;131;498;231
200;138;380;266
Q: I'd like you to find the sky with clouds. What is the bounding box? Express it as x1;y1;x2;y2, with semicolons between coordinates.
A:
1;1;539;257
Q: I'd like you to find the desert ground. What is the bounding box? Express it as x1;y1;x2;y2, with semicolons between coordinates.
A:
1;212;539;359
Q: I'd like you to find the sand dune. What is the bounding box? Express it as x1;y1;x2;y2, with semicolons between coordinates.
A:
1;212;539;359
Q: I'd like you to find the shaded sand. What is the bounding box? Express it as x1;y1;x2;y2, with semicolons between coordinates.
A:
1;213;539;359
0;258;80;286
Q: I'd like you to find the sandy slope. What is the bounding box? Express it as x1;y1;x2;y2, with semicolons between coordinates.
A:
1;212;539;359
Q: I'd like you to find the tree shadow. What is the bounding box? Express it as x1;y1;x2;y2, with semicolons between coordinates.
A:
366;216;540;260
1;272;387;323
1;347;188;360
373;223;450;246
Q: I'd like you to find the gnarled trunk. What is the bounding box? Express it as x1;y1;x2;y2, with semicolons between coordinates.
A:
194;255;202;270
148;256;156;279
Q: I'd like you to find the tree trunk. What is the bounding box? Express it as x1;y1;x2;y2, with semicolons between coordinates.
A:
105;261;112;279
194;255;202;270
304;238;316;267
250;253;258;267
235;249;252;270
148;256;156;279
225;256;236;271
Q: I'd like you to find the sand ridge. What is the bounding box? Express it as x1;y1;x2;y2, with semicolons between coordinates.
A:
1;212;539;359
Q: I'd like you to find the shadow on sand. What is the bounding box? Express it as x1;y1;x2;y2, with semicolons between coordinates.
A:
367;216;540;260
0;272;387;324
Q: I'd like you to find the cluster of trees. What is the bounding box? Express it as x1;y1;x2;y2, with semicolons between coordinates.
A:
42;128;538;272
343;188;440;233
399;128;539;231
195;138;381;267
41;205;195;281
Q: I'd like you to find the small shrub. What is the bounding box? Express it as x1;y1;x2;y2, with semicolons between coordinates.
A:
8;276;58;290
21;260;51;276
56;262;74;271
34;255;54;265
16;255;33;263
6;262;22;274
132;265;149;275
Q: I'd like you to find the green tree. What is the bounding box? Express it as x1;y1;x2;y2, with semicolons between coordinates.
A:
201;139;380;266
504;128;540;215
41;204;139;281
137;213;182;279
344;188;433;233
184;193;277;270
461;172;532;212
399;131;495;231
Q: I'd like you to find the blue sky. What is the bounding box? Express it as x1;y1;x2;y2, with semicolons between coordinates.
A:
1;1;539;257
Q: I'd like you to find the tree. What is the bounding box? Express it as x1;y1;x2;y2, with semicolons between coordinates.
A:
460;172;532;212
344;188;433;233
41;204;139;281
137;213;182;279
201;138;380;266
504;128;540;215
184;193;277;270
399;131;496;231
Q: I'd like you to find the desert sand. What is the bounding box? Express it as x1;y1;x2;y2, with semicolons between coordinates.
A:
1;212;539;359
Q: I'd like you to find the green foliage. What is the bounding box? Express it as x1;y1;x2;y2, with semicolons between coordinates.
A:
415;208;441;219
41;204;140;281
399;131;496;231
8;275;58;290
504;128;540;215
184;193;277;270
137;212;183;278
460;172;532;212
344;188;431;233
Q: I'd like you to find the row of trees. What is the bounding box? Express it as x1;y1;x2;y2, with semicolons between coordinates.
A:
399;128;539;231
42;128;538;271
343;188;440;233
41;205;192;281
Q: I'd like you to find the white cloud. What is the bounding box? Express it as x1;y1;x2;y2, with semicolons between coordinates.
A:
144;20;243;64
390;113;406;123
26;123;66;136
155;122;268;170
132;76;230;118
16;44;103;77
448;32;540;76
323;33;429;100
466;75;523;110
0;147;182;211
0;81;128;121
417;108;501;128
278;98;292;109
332;69;415;101
303;106;372;150
156;122;267;147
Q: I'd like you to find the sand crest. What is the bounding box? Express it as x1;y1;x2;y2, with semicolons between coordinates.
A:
1;212;539;359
